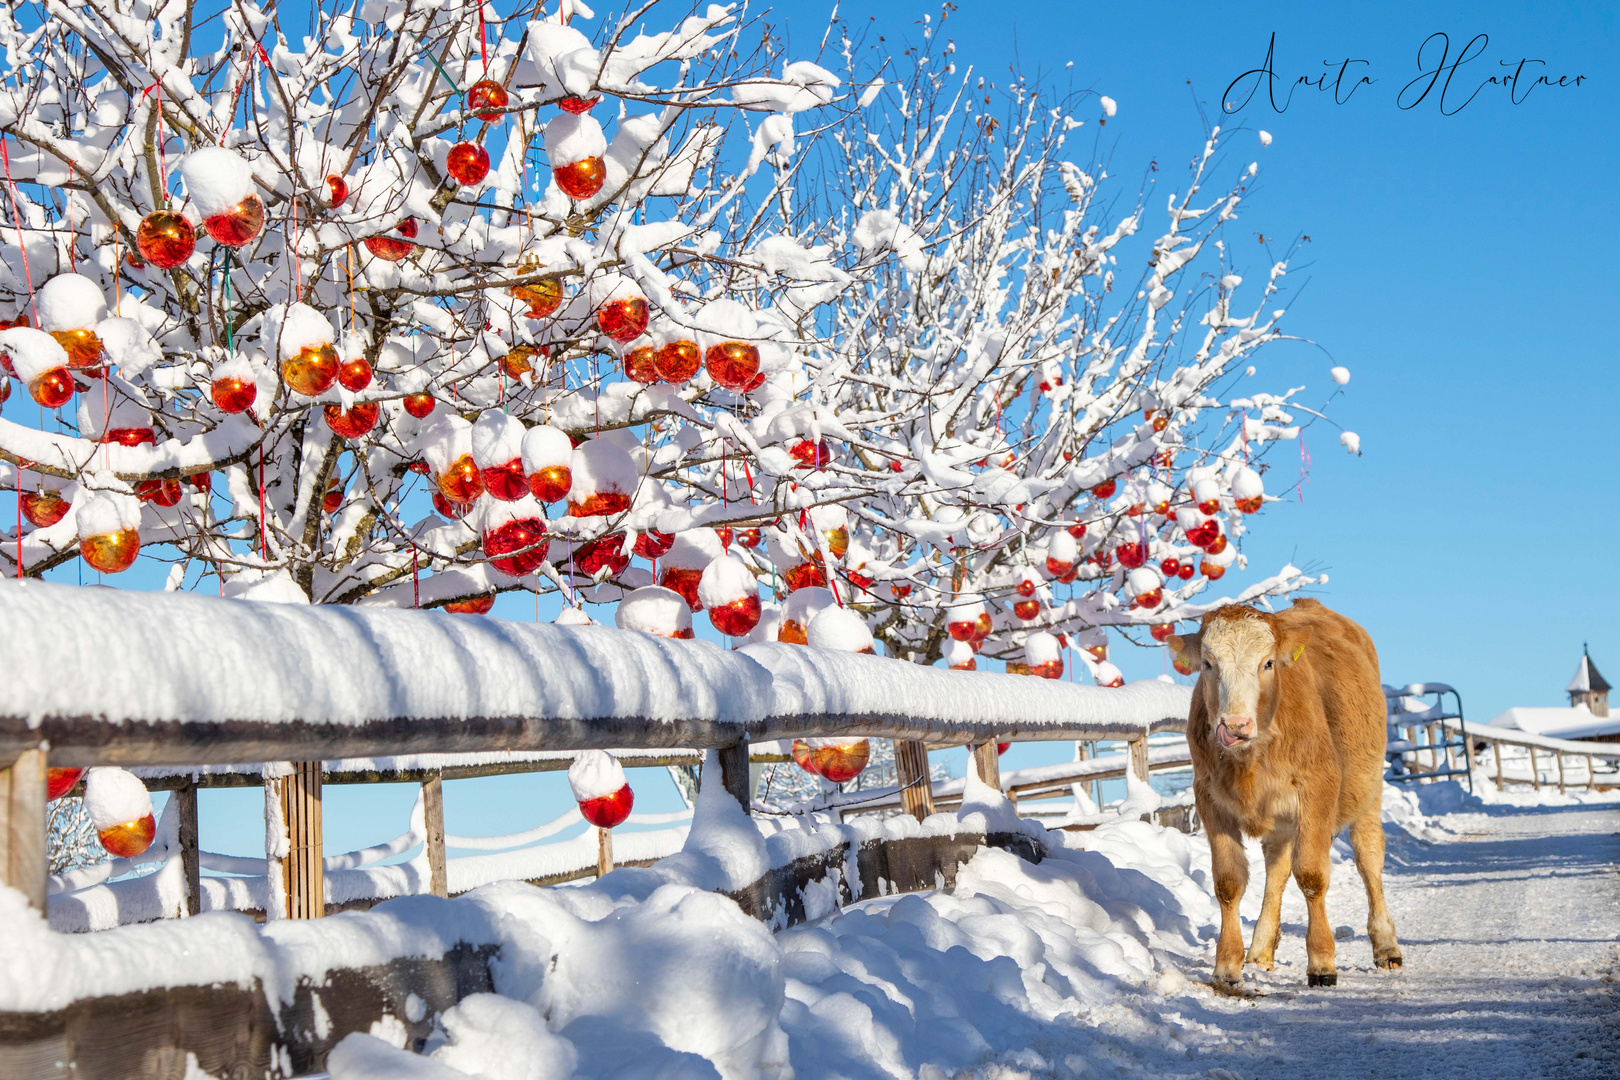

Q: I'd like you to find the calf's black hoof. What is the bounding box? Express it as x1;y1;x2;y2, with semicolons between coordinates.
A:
1307;972;1338;987
1375;956;1403;970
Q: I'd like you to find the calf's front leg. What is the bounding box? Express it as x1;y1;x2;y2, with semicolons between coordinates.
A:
1293;812;1337;987
1245;829;1294;971
1207;823;1250;989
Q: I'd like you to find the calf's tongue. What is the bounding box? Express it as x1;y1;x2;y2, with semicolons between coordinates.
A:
1217;722;1243;747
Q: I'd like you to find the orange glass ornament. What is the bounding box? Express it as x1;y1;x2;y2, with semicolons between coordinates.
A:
704;342;760;391
1085;643;1109;662
947;618;979;642
81;528;140;573
653;340;701;384
364;221;415;261
1014;599;1040;620
1178;563;1195;580
203;194;265;247
568;490;632;518
485;517;549;576
974;612;992;641
709;594;762;637
528;464;572;504
622;345;660;383
633;529;674;560
338;356;373;392
282;343;340;396
52;329;104;372
46;767;83;801
1133;588;1163;610
1044;556;1073;579
135;211;195;269
791;738;819;775
779;619;809;645
890;583;912;598
212;376;257;413
502;345;538;379
511;275;563;320
135;478;183;507
950;656;977;671
1235;494;1263;514
436;455;485;503
1016;579;1037;597
325;174;349;206
579;783;634;829
574;532;630;577
1150;623;1175;643
481;458;530;502
1173;652;1196;676
1201;561;1226;581
660;567;704;610
20;490;69;528
1206;532;1228;556
1030;660;1064;680
811;740;870;784
596;297;649;343
783;561;827;592
467;79;509;122
98;814;157;858
403;393;437;418
554;156;606;199
821;527;849;560
445;594;496;615
323;402;380;440
446;141;490;186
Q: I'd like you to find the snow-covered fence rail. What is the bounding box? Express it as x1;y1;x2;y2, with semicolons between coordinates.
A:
1446;720;1620;794
0;582;1191;923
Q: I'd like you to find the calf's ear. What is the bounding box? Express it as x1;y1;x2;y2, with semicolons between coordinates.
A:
1168;631;1202;666
1276;625;1312;666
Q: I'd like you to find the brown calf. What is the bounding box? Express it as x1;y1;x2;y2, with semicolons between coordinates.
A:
1171;599;1401;989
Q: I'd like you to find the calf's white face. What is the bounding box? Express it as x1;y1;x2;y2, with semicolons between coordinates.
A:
1199;617;1277;748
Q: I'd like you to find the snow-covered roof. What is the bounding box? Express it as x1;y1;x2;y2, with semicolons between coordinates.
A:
1566;651;1611;694
1486;706;1620;742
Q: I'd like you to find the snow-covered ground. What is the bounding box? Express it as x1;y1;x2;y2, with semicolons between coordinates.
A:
316;780;1619;1079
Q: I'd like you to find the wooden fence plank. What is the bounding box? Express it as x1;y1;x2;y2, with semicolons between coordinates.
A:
893;739;935;822
174;781;201;917
1;747;46;912
280;763;324;919
969;741;1000;791
421;773;447;899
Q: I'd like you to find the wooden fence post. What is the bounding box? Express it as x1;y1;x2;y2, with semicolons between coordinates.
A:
717;737;751;814
1528;747;1540;791
894;740;935;822
1128;736;1149;784
1586;754;1596;791
0;748;46;912
279;762;324;918
1492;742;1504;791
175;780;201;916
421;772;447;899
597;827;613;877
1556;753;1566;795
969;741;1001;792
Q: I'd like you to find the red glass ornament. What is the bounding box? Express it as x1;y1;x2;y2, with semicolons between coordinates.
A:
783;561;827;592
888;459;903;473
511;276;563;320
433;491;474;519
1235;494;1264;514
0;376;8;404
1178;563;1195;580
1091;479;1117;500
1197;495;1221;515
791;739;819;775
1133;588;1163;610
467;79;510;122
846;570;873;591
409;461;431;475
445;594;496;615
481;458;530;502
779;619;809;646
81;528;140;573
633;529;674;560
1085;643;1108;662
1116;542;1147;569
997;742;1011;755
705;342;760;391
743;371;766;393
1150;623;1175;643
660;567;704;610
20;490;69;528
715;527;734;549
1160;557;1181;578
135;478;183;507
1030;660;1064;680
338;356;373;392
212;376;257;414
569;490;632;518
99;814;157;858
789;439;832;470
1185;518;1220;549
1067;522;1087;539
811;740;870;784
1206;532;1228;556
400;218;419;239
529;464;573;504
403;393;437;418
623;346;660;384
1016;579;1037;598
323;402;380;440
1201;561;1225;581
947;617;978;642
1126;503;1145;517
364;220;416;261
102;427;154;447
559;95;601;114
707;595;762;636
135;211;195;269
737;528;762;549
1014;599;1040;621
47;767;83;801
446;142;490;186
654;339;701;384
596;297;650;343
437;455;485;503
186;472;211;492
574;533;630;577
203;194;266;247
579;782;634;829
554;156;606;199
323;480;342;514
950;656;977;671
1044;556;1073;579
325;174;349;206
283;343;340;396
485;517;549;576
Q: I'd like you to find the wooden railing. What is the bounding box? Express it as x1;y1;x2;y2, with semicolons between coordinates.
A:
1445;719;1620;794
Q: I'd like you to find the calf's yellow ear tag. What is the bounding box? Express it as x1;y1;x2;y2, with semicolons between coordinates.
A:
1291;644;1305;662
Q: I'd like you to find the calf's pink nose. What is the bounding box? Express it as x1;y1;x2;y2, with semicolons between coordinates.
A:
1220;715;1255;738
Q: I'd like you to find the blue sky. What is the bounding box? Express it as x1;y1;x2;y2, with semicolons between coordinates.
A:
17;1;1620;857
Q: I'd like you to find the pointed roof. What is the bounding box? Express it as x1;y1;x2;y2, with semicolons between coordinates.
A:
1567;648;1611;694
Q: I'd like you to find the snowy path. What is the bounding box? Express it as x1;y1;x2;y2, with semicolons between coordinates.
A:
1177;797;1620;1079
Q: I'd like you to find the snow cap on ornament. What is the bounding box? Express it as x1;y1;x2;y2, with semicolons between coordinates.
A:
95;317;163;377
1047;529;1078;565
0;327;71;385
697;554;756;609
1126;567;1162;598
545;112;607;166
36;274;109;333
615;585;692;638
1232;466;1264;512
944;637;976;670
778;585;835;644
75;489;141;539
806;606;875;653
554;606;594;627
1093;660;1125;688
470;410;525;469
567;437;638;510
83;766;153;831
521;424;573;473
263;302;336;362
180;147;256;217
420;414;475;476
663;529;724;571
567;748;626;804
693;298;760;350
1024;630;1063;674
